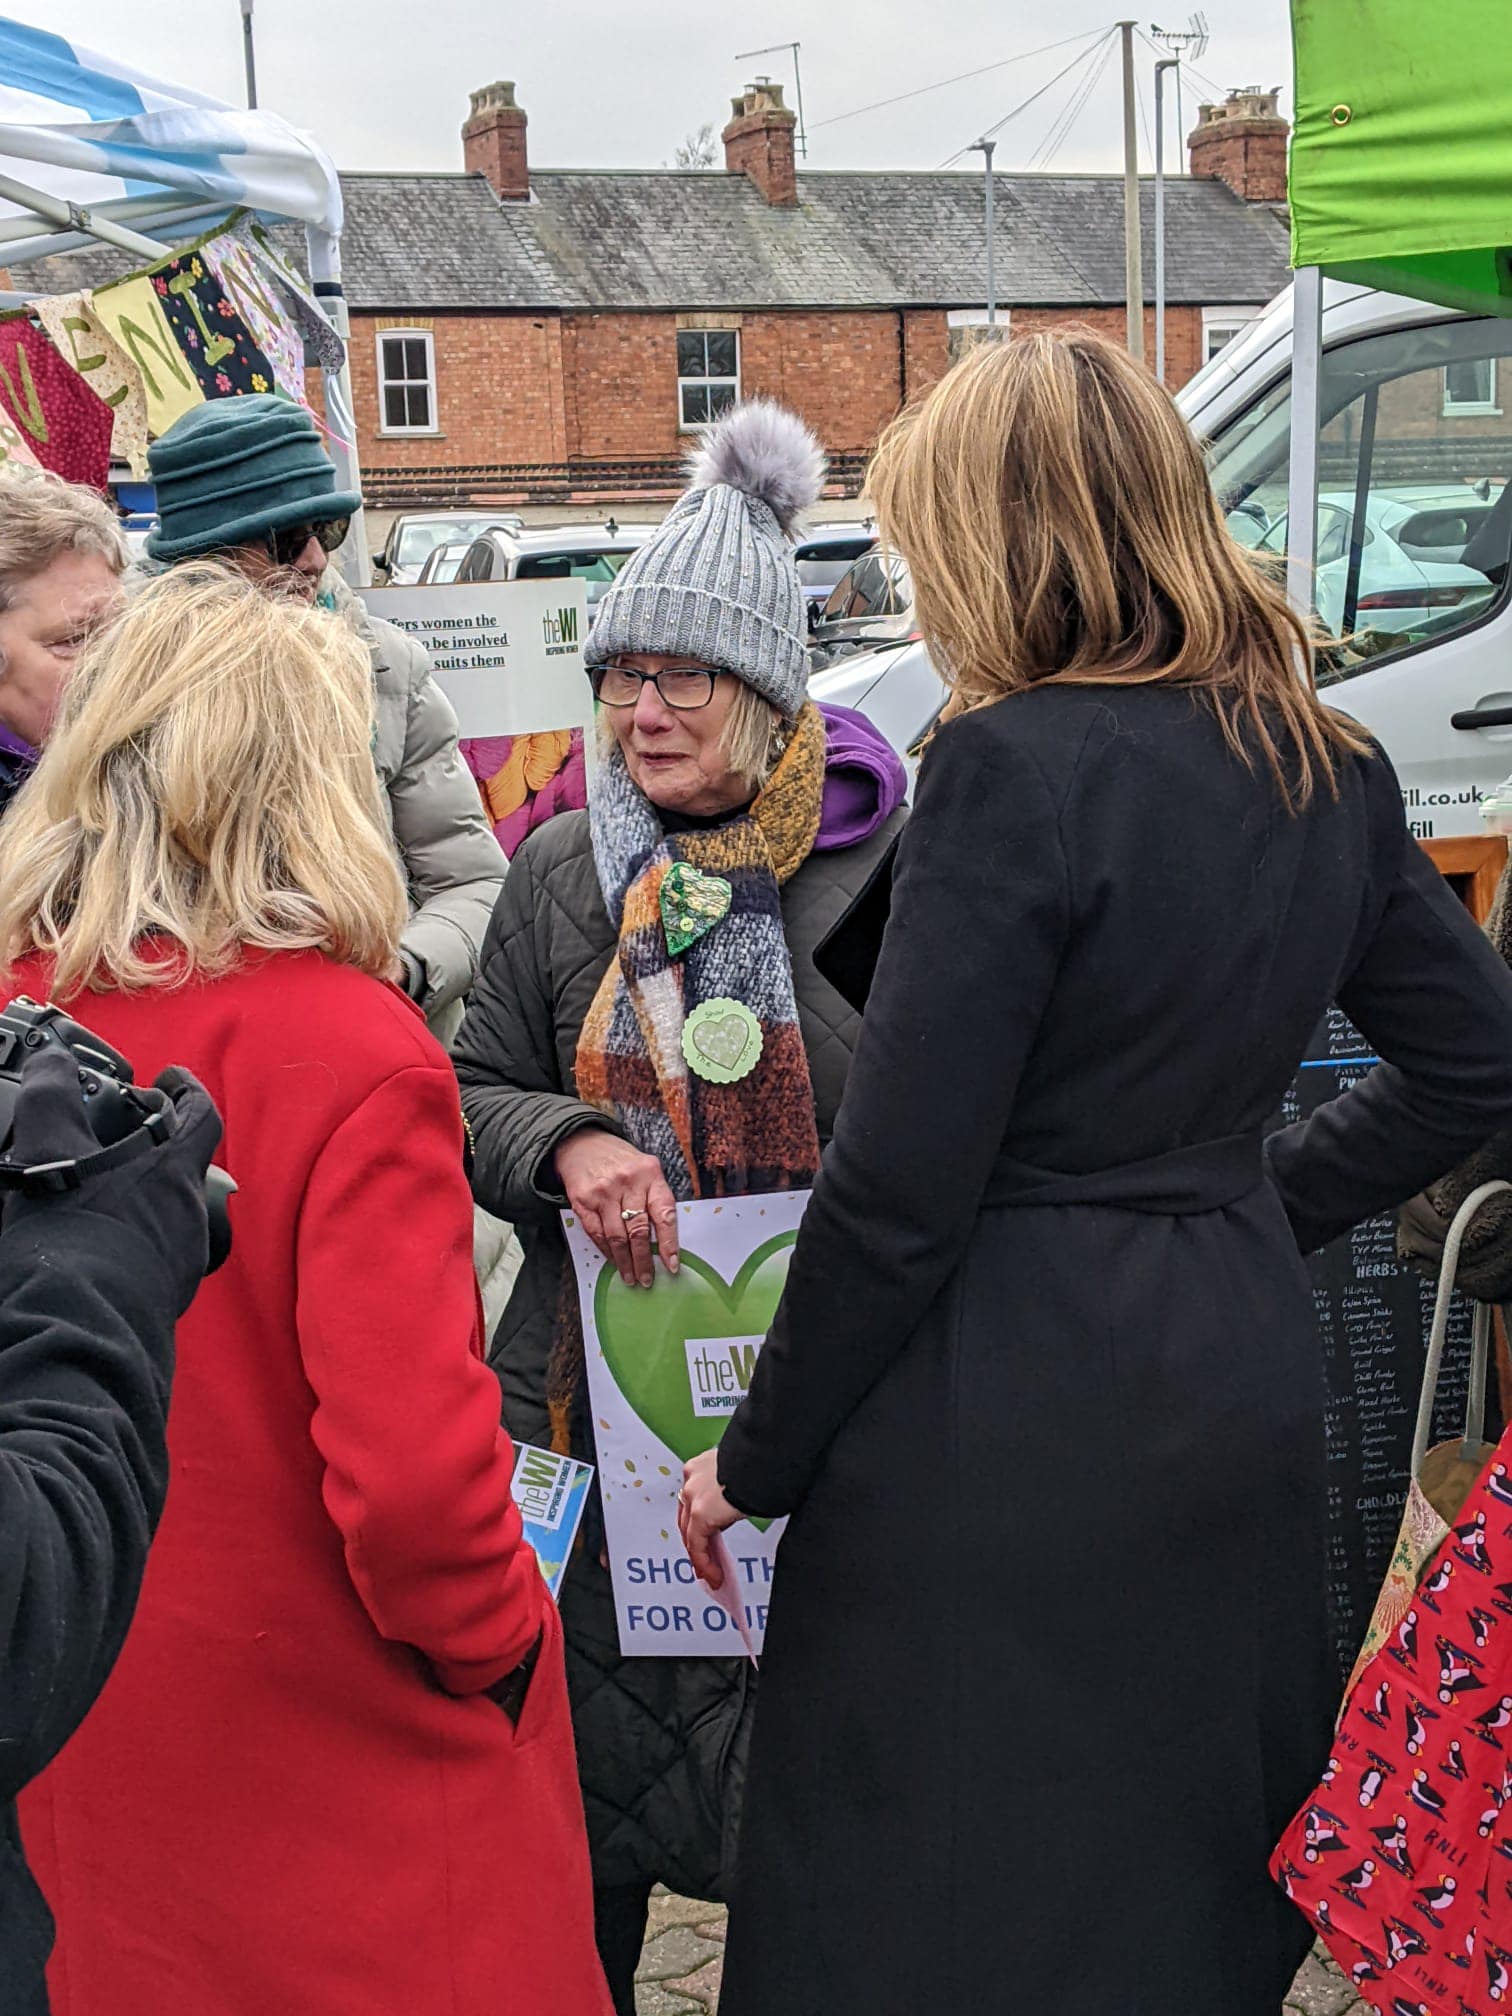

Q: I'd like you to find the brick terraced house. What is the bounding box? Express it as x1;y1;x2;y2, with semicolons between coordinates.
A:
34;83;1293;511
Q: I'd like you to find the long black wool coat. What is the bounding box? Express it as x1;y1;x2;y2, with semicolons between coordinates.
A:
713;685;1512;2016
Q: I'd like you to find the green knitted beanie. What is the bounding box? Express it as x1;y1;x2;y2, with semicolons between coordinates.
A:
146;396;362;561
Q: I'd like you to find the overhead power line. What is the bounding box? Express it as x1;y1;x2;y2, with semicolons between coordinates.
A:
812;25;1109;133
1029;30;1119;171
940;28;1119;168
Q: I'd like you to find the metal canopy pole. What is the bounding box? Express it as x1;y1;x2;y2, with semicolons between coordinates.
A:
0;171;171;263
1286;264;1324;622
240;0;259;111
305;225;371;586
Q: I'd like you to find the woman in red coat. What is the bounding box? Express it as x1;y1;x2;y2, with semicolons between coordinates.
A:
0;566;610;2016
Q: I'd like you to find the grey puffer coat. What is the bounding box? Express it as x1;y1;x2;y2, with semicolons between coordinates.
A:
334;583;504;1016
129;561;503;1017
454;800;904;1898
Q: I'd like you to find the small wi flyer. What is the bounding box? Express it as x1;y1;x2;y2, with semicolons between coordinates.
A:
562;1190;810;1657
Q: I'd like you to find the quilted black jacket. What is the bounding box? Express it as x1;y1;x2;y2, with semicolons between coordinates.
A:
454;804;905;1897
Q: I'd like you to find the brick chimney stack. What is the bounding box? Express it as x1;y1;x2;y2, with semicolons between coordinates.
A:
1188;87;1288;204
464;81;529;202
723;79;798;208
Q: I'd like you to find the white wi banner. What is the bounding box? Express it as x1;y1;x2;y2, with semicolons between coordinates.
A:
358;579;591;737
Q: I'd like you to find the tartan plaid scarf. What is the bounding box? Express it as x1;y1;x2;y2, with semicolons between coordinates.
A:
575;700;826;1199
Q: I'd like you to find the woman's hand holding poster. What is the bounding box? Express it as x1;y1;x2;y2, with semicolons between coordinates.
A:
562;1191;807;1656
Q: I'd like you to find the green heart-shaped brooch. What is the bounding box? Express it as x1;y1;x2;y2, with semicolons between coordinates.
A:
660;862;733;958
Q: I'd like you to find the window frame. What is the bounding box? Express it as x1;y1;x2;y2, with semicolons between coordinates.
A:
376;328;440;438
1443;355;1501;417
1201;305;1263;365
677;328;741;433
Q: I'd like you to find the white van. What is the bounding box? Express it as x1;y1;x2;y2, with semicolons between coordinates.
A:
1178;286;1512;839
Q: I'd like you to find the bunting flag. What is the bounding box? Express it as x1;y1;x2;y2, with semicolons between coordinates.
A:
242;219;345;373
149;252;278;399
90;273;203;437
31;291;150;477
199;223;309;406
0;402;41;470
0;318;112;487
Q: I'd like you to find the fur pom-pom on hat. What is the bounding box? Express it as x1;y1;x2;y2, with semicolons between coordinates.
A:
585;397;824;717
686;398;826;535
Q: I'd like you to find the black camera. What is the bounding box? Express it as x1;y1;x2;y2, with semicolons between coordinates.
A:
0;997;233;1271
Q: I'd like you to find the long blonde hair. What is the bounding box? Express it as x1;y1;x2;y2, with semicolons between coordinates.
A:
0;564;407;993
868;329;1370;803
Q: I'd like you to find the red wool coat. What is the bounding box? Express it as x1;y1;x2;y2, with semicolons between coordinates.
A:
15;949;610;2016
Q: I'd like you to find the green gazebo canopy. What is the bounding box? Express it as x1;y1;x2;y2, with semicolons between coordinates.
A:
1290;0;1512;314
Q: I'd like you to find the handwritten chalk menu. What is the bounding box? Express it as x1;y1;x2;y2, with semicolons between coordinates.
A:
1282;1006;1474;1680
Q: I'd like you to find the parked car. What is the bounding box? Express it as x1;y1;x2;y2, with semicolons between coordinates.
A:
375;511;525;585
1248;487;1498;638
809;547;916;666
415;539;473;586
810;636;947;793
1179;282;1512;837
454;520;657;607
793;522;881;622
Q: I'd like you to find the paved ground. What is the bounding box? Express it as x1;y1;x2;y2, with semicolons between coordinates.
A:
633;1898;1364;2014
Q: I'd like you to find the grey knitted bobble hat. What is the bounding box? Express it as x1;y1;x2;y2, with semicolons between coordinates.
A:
584;398;826;719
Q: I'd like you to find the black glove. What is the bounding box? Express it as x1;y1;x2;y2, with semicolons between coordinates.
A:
5;1045;224;1317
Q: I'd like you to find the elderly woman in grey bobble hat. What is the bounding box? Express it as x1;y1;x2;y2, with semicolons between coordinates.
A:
454;400;908;2010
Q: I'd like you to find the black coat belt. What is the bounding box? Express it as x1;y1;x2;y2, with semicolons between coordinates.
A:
982;1132;1264;1215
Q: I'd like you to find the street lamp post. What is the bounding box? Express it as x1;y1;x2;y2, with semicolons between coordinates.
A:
968;137;997;329
1154;58;1180;384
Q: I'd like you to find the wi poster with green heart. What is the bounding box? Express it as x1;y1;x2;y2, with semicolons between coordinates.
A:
562;1189;809;1657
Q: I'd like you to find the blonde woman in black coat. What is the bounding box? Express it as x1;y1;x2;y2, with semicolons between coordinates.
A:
679;331;1512;2013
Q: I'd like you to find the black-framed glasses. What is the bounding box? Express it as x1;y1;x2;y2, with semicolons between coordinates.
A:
265;516;352;567
589;662;722;711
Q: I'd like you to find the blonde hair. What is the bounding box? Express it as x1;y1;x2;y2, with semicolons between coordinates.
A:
722;678;784;792
868;329;1370;804
0;468;127;643
0;564;407;994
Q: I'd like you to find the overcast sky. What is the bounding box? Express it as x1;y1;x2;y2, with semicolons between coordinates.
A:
29;0;1293;177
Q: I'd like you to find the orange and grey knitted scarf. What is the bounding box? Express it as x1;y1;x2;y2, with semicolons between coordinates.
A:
574;701;827;1199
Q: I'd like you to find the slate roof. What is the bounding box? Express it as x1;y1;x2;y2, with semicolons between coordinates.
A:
19;167;1290;314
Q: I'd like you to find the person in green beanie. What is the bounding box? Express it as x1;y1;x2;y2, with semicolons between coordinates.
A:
145;396;502;1017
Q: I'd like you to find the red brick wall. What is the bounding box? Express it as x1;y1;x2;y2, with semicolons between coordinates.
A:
1010;304;1205;387
564;314;680;457
318;302;1215;494
739;312;904;450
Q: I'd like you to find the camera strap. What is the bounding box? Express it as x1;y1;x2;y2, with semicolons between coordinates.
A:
0;1101;173;1197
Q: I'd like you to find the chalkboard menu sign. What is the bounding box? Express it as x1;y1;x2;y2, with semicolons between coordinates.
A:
1282;1005;1476;1681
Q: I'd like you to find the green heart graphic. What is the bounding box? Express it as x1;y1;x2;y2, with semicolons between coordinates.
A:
661;862;732;958
594;1232;797;1532
692;1013;751;1070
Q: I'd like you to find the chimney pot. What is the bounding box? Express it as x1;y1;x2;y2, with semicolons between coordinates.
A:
1187;86;1288;204
723;78;798;208
464;78;529;202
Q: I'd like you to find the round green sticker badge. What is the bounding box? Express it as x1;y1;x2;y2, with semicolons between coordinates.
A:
682;997;764;1085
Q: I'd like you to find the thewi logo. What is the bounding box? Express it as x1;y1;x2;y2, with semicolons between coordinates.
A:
684;1336;761;1417
542;604;580;654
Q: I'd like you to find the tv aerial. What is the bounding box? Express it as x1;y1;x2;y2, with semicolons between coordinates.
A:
1150;14;1210;61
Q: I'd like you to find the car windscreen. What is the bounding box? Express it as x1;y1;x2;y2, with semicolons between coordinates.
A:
515;549;636;583
397;518;501;565
797;556;862;591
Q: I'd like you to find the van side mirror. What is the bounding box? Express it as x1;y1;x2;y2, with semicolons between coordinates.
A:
373;553;392;575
